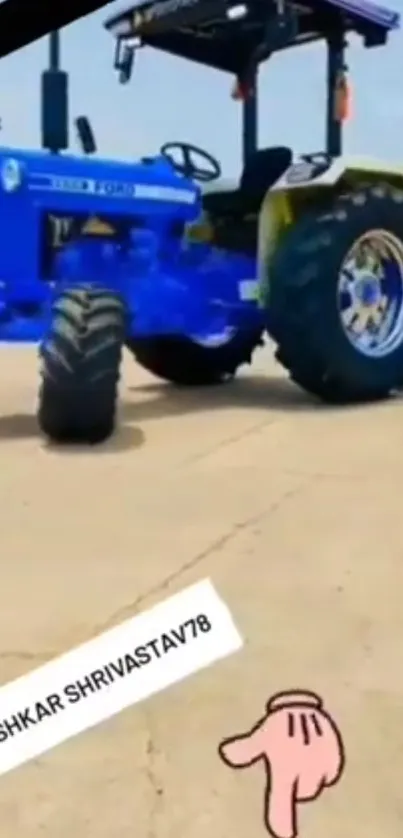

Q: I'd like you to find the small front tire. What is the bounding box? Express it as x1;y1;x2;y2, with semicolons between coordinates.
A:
38;287;125;444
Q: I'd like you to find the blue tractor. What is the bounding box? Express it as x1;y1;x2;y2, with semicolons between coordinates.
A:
0;0;401;444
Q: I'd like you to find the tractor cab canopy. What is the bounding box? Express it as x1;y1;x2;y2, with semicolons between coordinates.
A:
104;0;399;257
105;0;398;74
105;0;399;257
105;0;399;166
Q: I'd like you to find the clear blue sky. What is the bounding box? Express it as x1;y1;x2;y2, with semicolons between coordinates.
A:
0;1;401;175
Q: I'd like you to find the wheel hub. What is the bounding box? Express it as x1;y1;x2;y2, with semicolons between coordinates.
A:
355;274;381;307
338;230;403;358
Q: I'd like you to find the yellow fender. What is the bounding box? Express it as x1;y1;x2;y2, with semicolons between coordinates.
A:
257;155;403;306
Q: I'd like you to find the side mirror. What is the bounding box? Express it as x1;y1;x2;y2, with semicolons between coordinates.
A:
114;37;139;84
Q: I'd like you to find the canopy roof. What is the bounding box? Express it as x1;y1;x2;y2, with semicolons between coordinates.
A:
105;0;399;74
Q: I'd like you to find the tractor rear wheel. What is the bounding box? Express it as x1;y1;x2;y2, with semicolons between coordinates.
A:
38;287;125;444
268;184;403;403
127;330;263;386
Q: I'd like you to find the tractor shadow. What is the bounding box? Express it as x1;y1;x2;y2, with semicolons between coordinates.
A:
124;373;398;423
0;374;398;449
0;412;145;453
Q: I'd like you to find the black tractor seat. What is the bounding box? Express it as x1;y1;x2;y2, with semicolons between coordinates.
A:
199;146;292;256
240;145;292;203
203;145;292;217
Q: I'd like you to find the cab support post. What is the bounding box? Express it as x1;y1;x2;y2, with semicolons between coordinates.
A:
326;31;345;157
242;70;258;166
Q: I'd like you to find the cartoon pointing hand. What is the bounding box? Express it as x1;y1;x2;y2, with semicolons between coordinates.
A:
218;690;345;838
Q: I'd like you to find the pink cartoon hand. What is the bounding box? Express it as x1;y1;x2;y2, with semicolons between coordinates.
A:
218;690;345;838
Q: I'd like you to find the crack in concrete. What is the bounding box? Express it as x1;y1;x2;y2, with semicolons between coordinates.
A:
144;721;164;838
279;468;390;481
181;415;280;466
0;650;50;663
0;477;313;667
98;478;311;633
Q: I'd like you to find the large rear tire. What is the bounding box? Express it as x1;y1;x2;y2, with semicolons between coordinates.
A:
127;330;263;386
268;184;403;403
38;287;125;444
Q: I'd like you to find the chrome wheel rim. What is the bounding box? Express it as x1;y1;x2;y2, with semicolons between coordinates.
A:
338;229;403;358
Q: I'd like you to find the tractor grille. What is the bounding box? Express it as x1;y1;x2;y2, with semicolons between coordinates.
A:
41;211;186;279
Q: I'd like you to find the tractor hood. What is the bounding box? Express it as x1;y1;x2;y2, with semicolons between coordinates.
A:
0;148;199;219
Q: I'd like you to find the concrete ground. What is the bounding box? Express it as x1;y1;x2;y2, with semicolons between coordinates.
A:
0;343;402;838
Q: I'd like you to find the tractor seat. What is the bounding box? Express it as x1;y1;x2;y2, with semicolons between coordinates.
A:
239;146;292;203
201;146;293;250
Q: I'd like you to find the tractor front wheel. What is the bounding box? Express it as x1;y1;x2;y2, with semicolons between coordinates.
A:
38;287;125;444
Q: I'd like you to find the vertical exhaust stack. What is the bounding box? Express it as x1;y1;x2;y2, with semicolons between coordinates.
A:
41;30;69;153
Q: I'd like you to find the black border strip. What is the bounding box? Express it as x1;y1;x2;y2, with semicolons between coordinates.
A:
0;0;114;58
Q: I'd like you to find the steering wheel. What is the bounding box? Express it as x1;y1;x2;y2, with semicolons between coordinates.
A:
160;142;221;183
